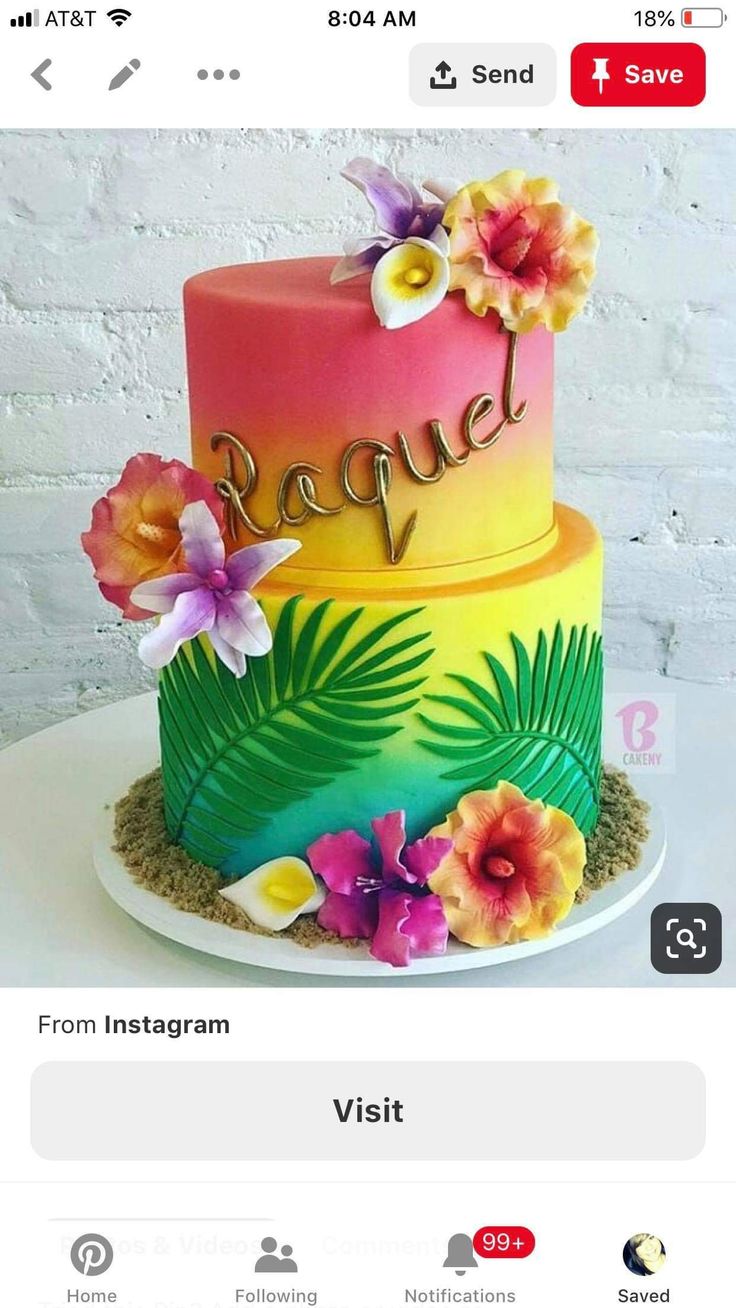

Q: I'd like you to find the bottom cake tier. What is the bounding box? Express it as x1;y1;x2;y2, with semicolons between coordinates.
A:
158;503;603;876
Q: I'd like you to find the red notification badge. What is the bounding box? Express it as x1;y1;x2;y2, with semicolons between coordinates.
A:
473;1227;536;1259
571;42;706;106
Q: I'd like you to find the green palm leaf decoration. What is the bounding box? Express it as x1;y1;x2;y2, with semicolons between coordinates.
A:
158;598;433;868
419;623;603;835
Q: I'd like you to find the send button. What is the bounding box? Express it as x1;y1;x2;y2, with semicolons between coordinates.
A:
410;44;557;107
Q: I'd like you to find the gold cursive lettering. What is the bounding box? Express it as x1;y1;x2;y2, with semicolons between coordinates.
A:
503;326;528;425
340;439;394;506
398;417;470;484
340;440;416;563
464;393;501;450
397;428;446;483
211;330;528;564
276;461;344;527
465;328;528;450
430;419;472;468
374;451;417;565
210;432;281;539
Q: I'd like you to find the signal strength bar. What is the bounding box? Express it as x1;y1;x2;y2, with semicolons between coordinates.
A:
10;8;40;25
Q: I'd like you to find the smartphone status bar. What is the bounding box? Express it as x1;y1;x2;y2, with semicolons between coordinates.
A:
0;1;733;131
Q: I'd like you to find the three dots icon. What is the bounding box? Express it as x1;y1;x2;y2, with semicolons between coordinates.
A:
197;68;241;81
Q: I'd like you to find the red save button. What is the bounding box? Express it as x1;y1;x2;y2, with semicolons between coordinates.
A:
571;43;706;106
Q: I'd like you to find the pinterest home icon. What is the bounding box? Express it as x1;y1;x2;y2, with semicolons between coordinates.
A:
70;1234;114;1277
605;693;676;773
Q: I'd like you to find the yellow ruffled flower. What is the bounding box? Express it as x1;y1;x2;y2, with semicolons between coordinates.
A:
444;170;599;333
428;781;586;948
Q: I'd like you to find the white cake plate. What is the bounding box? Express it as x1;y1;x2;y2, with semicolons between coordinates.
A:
93;800;666;978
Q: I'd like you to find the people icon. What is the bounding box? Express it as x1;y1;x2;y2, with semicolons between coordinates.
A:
255;1238;298;1273
277;1245;297;1272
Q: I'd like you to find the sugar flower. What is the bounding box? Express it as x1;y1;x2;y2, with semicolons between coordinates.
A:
130;500;300;677
220;857;325;931
307;811;452;967
444;170;599;333
371;227;450;329
331;157;446;284
81;453;224;620
428;781;586;947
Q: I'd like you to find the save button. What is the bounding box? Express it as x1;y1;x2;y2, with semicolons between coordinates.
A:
571;42;706;107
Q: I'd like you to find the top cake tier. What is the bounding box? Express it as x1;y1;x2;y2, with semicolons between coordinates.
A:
184;256;555;577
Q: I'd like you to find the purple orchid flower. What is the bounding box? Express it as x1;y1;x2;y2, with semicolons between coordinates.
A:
307;810;453;967
331;157;447;284
130;500;300;678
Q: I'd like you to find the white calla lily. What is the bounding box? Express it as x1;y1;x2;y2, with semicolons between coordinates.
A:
428;223;450;256
219;857;325;931
370;234;450;330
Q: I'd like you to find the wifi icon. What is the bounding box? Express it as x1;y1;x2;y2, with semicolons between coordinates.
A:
107;7;132;25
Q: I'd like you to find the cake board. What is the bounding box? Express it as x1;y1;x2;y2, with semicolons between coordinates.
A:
93;798;666;978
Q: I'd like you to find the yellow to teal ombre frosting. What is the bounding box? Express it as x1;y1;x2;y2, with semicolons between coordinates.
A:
158;505;603;875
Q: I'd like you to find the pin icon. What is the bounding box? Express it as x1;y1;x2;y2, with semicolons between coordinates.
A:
70;1234;114;1277
592;57;610;95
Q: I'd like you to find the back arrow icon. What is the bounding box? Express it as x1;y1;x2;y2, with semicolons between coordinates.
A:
31;59;52;90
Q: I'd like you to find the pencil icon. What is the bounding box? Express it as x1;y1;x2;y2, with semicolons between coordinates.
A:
109;57;140;90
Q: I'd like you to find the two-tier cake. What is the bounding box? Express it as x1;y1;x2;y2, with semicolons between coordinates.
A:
84;160;648;967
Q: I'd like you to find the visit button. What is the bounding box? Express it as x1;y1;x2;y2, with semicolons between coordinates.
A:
571;42;706;106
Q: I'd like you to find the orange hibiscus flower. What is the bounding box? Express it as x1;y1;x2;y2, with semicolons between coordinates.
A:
428;781;586;947
444;170;599;334
81;453;224;619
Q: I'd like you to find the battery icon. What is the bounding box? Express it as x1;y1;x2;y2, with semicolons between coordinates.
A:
681;7;725;24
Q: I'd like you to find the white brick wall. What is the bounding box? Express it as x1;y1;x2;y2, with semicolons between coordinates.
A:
1;128;734;744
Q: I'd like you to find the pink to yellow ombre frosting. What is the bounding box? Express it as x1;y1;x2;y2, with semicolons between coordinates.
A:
184;257;555;574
